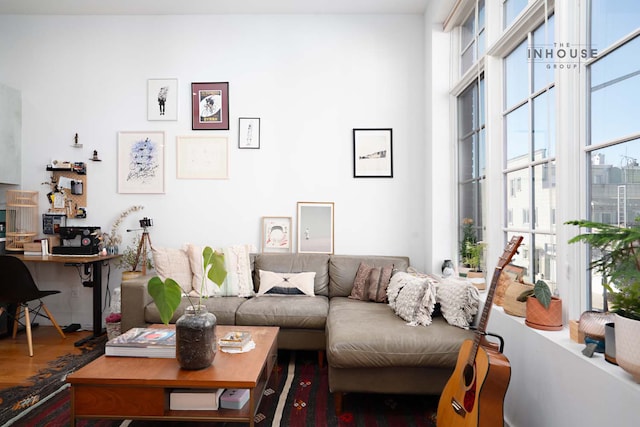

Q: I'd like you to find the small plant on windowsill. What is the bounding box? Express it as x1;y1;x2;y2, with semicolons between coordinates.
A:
517;279;563;330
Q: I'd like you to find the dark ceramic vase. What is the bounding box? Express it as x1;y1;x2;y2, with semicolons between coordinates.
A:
175;305;217;370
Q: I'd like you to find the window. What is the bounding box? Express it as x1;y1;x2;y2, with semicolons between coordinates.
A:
586;1;640;310
460;0;485;75
504;15;556;286
503;0;529;30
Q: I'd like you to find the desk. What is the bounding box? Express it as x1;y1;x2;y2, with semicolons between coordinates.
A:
11;253;119;346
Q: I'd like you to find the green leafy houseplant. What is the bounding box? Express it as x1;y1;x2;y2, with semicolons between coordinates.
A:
147;246;227;325
517;279;553;309
460;217;477;267
566;218;640;320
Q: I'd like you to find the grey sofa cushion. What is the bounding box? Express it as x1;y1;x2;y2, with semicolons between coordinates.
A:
326;297;474;369
236;295;328;329
329;255;410;298
144;296;248;326
253;253;330;297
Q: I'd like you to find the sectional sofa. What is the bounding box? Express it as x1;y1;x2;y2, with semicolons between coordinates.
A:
120;250;477;413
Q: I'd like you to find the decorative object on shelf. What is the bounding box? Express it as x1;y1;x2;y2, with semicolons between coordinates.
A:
191;82;229;130
605;322;617;365
566;217;640;383
261;216;292;253
71;132;83;148
105;312;122;340
518;279;563;331
117;131;165;194
353;128;393;178
147;78;178;121
297;202;334;254
5;190;38;252
105;205;144;254
494;264;525;306
238;117;260;149
502;281;532;317
441;259;454;278
176;135;229;179
578;310;615;341
90;150;101;161
147;246;227;370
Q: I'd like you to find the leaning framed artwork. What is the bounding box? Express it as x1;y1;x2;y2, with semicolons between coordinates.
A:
297;202;334;254
147;78;178;121
176;135;229;179
261;216;292;253
238;117;260;149
353;128;393;178
117;131;165;194
191;82;229;130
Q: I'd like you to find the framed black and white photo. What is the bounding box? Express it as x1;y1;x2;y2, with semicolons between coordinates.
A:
353;128;393;178
297;202;334;254
148;78;178;121
238;117;260;149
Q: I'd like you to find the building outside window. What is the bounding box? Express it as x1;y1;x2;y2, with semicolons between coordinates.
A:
586;0;640;310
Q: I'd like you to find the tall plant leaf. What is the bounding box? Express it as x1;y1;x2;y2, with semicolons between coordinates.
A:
147;277;182;325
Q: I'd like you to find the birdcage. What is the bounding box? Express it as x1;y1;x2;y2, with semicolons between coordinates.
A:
5;190;39;252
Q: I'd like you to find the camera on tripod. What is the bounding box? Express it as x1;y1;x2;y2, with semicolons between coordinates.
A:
139;217;153;229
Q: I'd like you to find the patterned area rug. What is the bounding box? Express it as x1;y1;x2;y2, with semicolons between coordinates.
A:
11;350;438;427
0;334;107;426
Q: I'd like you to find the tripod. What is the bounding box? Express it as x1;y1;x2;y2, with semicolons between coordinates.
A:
129;227;152;275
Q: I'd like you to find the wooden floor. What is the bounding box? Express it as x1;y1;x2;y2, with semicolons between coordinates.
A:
0;326;94;388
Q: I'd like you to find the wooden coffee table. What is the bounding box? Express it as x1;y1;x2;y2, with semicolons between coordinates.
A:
67;325;279;427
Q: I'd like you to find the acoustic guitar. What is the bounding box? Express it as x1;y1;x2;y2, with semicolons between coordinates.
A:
437;235;523;427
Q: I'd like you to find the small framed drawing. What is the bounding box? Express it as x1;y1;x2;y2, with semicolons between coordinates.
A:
353;128;393;178
148;78;178;121
117;131;165;194
176;135;229;179
238;117;260;149
297;202;334;254
191;82;229;130
262;216;292;253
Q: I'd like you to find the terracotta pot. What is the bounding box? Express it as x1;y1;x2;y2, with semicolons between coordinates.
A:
525;296;563;331
615;313;640;383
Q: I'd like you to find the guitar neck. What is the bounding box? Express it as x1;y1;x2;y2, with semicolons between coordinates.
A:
468;236;523;361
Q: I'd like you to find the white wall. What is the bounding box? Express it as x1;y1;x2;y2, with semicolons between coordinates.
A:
0;14;427;327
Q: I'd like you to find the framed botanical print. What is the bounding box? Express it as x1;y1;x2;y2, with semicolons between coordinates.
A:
297;202;334;254
117;131;165;194
353;128;393;178
262;216;292;253
191;82;229;130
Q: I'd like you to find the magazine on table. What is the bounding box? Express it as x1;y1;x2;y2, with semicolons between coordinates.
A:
106;327;176;358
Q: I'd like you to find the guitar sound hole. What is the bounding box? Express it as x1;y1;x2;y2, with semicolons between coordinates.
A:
463;363;474;387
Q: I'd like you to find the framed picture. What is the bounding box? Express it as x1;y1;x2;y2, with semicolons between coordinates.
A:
297;202;334;254
238;117;260;149
191;82;229;130
353;128;393;178
117;131;165;194
176;135;229;179
147;78;178;121
262;216;292;253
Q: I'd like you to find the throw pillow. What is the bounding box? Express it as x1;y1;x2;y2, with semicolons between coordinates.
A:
435;277;480;329
151;246;192;293
186;244;226;297
257;270;316;296
392;276;437;326
222;244;255;297
349;262;394;303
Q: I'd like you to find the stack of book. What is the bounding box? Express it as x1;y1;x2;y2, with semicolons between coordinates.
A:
218;331;254;353
105;327;176;358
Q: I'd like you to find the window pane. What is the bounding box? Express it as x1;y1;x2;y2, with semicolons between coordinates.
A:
533;162;556;232
589;139;640;227
479;77;485;126
533;89;555;159
506;103;529;166
532;14;555;92
460;181;479;223
503;0;528;30
479;128;486;177
505;41;529;109
459;83;477;135
590;36;640;146
508;231;531;281
461;12;474;48
533;233;557;289
459;135;474;181
478;0;486;56
506;169;531;229
591;0;640;50
461;44;475;74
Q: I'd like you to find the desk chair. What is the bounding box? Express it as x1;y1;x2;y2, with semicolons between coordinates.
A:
0;255;66;356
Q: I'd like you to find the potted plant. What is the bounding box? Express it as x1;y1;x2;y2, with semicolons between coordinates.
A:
147;246;227;370
566;217;640;382
460;217;477;268
518;279;563;331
